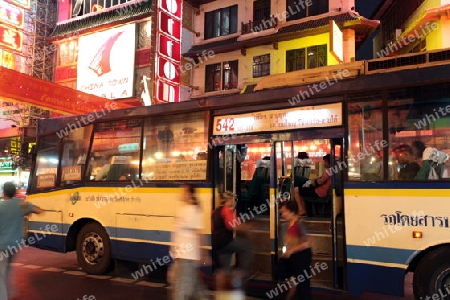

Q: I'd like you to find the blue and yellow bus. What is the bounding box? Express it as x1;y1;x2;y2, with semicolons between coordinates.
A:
27;48;450;299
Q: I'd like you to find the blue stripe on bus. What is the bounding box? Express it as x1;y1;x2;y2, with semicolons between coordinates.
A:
28;221;213;246
109;227;172;243
347;245;414;265
347;262;405;297
344;181;450;189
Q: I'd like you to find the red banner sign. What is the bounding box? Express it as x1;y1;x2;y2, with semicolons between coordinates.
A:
154;0;182;104
0;66;133;115
0;24;23;51
54;65;78;82
0;1;24;28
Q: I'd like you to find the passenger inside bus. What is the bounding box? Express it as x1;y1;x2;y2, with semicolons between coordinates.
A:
391;144;421;180
293;152;313;188
294;154;332;216
415;147;450;180
412;140;426;167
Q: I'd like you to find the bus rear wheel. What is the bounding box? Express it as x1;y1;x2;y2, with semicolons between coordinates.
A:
76;222;112;275
413;246;450;300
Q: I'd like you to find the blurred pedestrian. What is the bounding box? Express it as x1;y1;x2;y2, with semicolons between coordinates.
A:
212;191;253;279
0;182;44;300
171;183;205;300
279;201;312;300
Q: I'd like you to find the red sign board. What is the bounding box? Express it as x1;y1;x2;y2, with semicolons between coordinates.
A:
158;11;181;41
158;56;180;82
157;34;181;61
154;0;182;104
0;25;23;51
0;1;25;28
54;65;78;82
155;79;180;104
159;0;181;19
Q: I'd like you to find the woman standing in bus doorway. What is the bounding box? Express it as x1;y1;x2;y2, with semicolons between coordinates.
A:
279;201;312;300
171;183;205;300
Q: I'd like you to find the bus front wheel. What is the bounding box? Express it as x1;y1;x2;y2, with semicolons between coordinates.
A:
413;246;450;300
76;222;112;275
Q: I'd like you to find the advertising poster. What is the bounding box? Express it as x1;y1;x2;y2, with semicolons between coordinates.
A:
77;24;136;99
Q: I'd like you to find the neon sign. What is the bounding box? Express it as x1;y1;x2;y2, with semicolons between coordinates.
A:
5;0;30;10
0;1;24;28
0;24;23;51
154;0;182;104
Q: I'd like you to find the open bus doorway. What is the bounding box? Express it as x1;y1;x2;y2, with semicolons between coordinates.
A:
275;138;345;290
216;143;272;216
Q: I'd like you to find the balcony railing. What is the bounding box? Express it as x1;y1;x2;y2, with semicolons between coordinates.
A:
241;16;278;35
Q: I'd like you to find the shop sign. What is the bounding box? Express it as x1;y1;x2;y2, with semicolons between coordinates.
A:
0;24;23;51
0;1;25;28
154;0;181;104
0;158;14;173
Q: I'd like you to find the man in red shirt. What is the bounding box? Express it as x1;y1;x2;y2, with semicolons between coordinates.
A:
211;191;253;278
294;154;332;216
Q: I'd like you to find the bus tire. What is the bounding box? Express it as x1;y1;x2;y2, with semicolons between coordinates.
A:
76;222;112;275
413;246;450;300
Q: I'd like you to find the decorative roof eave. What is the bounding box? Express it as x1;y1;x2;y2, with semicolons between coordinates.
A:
342;18;380;42
49;0;152;41
183;14;379;58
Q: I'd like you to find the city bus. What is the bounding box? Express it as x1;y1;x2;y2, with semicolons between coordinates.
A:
27;48;450;299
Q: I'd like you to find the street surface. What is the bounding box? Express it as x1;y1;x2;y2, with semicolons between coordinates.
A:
9;247;414;299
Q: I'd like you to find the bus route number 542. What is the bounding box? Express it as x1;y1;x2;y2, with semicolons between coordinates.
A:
216;118;234;132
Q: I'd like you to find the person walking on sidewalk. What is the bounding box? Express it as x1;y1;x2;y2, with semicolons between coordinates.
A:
0;182;44;300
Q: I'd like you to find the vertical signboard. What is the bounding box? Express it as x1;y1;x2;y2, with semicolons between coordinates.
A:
154;0;182;104
77;24;136;99
330;20;344;63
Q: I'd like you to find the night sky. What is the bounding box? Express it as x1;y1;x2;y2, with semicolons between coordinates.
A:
356;0;384;60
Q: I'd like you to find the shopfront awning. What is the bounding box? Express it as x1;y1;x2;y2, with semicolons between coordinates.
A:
0;66;135;115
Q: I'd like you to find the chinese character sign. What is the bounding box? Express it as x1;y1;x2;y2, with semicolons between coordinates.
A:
0;25;23;51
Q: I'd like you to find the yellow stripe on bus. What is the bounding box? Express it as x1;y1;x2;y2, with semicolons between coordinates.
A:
345;189;450;198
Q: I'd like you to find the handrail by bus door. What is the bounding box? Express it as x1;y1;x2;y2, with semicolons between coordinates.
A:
330;138;344;289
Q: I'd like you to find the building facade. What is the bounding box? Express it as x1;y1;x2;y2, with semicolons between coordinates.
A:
183;0;379;98
372;0;450;58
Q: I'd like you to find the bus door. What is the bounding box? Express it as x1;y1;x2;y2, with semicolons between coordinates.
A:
275;137;345;289
214;141;273;277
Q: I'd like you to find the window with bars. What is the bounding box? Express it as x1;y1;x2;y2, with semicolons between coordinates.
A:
253;0;271;26
204;5;238;40
253;54;270;78
285;0;328;21
286;45;327;72
205;60;238;92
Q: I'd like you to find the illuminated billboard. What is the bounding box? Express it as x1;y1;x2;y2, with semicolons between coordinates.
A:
0;25;23;51
77;24;136;99
154;0;182;104
0;1;25;28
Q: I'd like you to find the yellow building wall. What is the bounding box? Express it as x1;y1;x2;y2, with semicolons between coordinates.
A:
402;0;450;51
426;18;450;50
242;32;340;85
191;33;342;96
